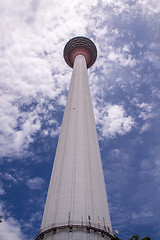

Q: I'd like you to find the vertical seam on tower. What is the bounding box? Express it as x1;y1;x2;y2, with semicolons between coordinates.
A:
72;58;79;222
85;68;95;223
69;67;75;218
70;58;78;222
69;63;76;221
80;55;86;222
83;60;87;223
83;59;88;223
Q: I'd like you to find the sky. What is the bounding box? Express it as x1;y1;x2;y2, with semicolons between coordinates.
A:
0;0;160;239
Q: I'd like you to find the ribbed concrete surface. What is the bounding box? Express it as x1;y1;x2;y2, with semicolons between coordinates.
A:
41;55;112;240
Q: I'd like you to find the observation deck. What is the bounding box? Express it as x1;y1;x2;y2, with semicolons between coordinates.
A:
64;36;97;68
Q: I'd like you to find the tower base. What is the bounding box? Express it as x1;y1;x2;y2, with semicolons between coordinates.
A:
35;222;115;240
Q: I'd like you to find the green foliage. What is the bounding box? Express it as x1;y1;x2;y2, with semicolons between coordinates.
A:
130;235;151;240
114;236;121;240
141;238;151;240
130;234;139;240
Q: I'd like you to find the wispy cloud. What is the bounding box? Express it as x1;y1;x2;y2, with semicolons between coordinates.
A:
0;182;5;195
4;173;17;183
0;203;29;240
26;177;45;190
1;0;159;158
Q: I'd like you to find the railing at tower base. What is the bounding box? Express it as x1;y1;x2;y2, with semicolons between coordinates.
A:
35;221;116;240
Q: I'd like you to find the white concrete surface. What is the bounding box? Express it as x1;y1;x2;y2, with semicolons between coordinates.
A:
41;55;112;240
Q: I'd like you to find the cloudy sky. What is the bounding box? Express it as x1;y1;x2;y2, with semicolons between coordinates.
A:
0;0;160;239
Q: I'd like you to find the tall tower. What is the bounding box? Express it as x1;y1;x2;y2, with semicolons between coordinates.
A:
36;37;115;240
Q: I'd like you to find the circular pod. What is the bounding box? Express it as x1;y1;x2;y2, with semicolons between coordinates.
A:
64;36;97;68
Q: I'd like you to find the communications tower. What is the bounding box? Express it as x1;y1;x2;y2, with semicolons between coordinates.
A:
36;37;115;240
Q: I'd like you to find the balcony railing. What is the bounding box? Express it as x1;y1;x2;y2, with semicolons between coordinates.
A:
35;220;116;240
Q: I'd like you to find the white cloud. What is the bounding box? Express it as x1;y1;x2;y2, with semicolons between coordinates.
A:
144;50;160;68
132;210;153;220
0;182;5;195
140;122;150;133
101;0;160;14
58;95;67;107
108;48;136;67
0;203;29;240
140;146;160;182
131;204;153;221
95;104;135;138
0;0;159;239
4;173;17;183
26;177;44;190
138;0;160;13
0;104;41;157
22;210;43;230
138;102;154;120
0;0;91;159
150;147;160;181
0;0;159;163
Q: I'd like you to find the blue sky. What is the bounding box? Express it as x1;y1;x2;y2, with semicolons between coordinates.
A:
0;0;160;239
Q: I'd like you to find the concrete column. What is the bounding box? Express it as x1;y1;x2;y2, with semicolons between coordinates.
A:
40;54;112;240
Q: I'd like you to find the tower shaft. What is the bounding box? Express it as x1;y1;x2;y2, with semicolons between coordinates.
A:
39;54;112;240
